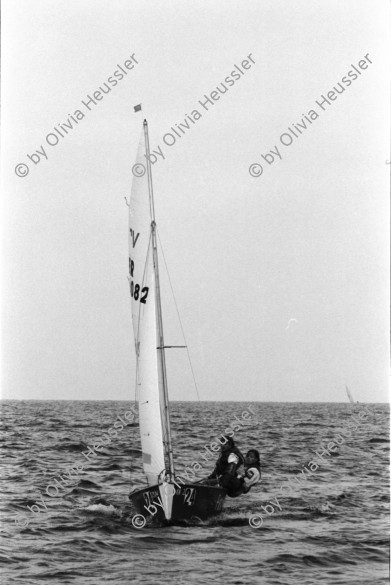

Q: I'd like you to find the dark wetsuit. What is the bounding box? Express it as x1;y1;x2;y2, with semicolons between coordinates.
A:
208;446;245;493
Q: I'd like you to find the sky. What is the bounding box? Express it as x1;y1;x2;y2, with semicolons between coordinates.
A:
1;0;389;403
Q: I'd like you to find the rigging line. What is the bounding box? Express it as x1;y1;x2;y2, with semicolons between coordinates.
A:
156;230;201;402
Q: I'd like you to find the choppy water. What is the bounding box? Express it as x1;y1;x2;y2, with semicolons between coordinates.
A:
0;400;389;584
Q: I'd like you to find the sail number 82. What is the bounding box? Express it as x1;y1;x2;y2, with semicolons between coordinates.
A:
130;281;149;304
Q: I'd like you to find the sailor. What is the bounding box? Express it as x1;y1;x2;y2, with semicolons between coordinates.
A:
203;436;244;490
228;449;261;497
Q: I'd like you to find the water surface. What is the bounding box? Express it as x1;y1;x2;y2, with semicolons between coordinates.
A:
0;400;388;584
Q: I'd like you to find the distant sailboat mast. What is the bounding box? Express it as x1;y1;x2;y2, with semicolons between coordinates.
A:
345;385;354;404
143;119;175;480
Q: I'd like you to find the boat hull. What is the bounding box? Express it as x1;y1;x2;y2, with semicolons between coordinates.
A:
129;483;226;522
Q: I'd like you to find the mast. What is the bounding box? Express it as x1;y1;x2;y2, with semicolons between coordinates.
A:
143;119;175;480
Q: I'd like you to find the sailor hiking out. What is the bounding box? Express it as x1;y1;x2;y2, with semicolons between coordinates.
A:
228;449;261;498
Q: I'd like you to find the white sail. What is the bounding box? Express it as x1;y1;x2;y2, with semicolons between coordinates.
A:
129;129;166;485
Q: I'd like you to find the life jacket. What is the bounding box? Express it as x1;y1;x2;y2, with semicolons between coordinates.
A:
215;446;244;477
208;446;245;487
242;463;261;493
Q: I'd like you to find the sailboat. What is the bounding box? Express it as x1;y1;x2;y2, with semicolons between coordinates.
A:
345;385;359;404
345;386;354;404
127;116;226;523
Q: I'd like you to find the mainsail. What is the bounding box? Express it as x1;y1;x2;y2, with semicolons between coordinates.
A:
129;127;168;485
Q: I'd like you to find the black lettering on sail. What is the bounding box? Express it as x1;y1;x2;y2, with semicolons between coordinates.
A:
129;228;140;248
129;258;134;277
